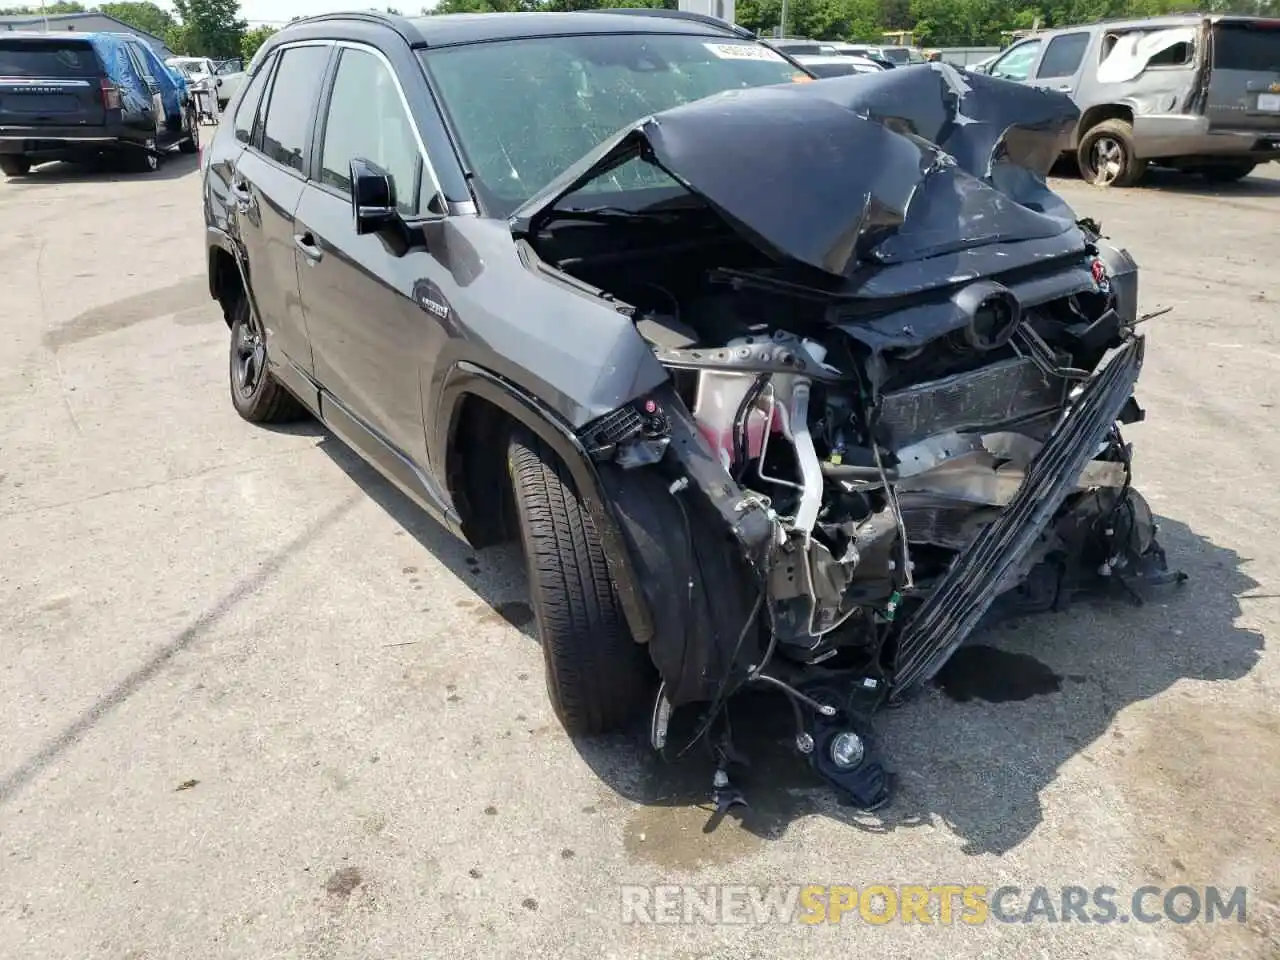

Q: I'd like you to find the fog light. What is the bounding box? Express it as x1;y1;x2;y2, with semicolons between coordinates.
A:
829;731;865;769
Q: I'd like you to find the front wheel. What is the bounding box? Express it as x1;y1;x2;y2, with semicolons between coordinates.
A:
1077;119;1147;188
506;427;653;735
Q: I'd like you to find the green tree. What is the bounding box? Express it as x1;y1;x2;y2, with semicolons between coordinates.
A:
167;0;246;59
241;23;275;62
98;1;174;36
0;1;87;12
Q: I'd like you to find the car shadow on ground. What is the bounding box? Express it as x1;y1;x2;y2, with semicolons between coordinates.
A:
6;152;200;186
572;515;1263;857
312;432;535;638
1051;158;1280;198
302;438;1263;855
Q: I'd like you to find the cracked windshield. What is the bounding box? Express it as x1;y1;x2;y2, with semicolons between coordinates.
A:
422;34;807;216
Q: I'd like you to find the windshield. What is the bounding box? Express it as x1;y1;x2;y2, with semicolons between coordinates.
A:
169;60;205;77
422;34;807;218
1212;21;1280;71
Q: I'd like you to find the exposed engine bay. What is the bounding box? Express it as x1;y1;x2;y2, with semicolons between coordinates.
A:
513;63;1185;811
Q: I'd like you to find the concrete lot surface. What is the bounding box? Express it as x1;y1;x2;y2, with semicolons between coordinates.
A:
1;151;1277;960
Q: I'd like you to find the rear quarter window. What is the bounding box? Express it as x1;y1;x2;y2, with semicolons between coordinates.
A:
0;40;100;78
1213;22;1280;71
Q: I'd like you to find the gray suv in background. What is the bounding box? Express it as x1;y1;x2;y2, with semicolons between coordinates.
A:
974;15;1280;186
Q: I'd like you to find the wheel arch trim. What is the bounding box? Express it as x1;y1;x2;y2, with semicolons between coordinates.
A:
436;360;656;645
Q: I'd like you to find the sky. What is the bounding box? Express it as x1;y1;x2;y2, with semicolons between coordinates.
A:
153;0;436;27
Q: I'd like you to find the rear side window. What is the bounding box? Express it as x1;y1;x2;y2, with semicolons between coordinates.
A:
1037;32;1089;78
234;53;275;145
0;40;100;78
1213;23;1280;71
260;45;330;172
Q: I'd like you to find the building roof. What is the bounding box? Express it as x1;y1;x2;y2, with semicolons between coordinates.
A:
0;10;170;49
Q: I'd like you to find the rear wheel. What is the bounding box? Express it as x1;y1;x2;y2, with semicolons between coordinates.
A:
179;107;200;155
1077;119;1147;187
1198;161;1256;183
227;295;305;424
0;155;31;177
128;138;161;174
506;426;653;735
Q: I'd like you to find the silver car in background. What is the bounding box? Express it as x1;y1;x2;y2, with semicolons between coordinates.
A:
972;14;1280;186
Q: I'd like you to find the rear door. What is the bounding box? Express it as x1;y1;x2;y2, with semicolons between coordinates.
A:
229;42;333;376
0;37;105;129
1207;18;1280;136
121;40;165;139
1028;30;1092;96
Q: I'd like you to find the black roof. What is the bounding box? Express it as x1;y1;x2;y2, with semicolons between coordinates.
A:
282;9;748;49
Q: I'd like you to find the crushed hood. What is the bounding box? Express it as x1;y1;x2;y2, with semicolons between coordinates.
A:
512;63;1084;279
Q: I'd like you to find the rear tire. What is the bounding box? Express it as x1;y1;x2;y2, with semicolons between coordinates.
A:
506;426;653;735
227;295;306;424
179;107;200;155
0;155;31;177
1199;162;1255;183
1077;119;1147;187
128;138;161;174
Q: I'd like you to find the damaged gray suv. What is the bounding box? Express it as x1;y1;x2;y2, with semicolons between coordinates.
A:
203;9;1181;811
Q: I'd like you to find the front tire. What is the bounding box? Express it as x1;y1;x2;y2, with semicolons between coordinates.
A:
1077;119;1147;188
0;155;31;177
506;427;653;735
227;296;305;424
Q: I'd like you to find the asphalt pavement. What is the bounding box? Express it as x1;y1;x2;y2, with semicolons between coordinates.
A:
1;149;1277;960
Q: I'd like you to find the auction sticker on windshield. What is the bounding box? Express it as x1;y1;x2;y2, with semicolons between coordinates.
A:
704;42;786;61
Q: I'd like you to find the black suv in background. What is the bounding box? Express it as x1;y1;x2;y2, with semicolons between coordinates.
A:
204;10;1169;810
0;31;198;175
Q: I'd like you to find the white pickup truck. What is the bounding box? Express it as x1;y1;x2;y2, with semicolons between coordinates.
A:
165;56;245;111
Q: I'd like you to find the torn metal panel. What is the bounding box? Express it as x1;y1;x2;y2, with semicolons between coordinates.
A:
513;62;1082;279
1097;27;1198;84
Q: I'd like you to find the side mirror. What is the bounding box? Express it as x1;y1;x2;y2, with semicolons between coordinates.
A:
351;158;397;236
216;77;224;87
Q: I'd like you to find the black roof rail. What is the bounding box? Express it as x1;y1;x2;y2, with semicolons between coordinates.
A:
585;8;755;41
281;10;424;45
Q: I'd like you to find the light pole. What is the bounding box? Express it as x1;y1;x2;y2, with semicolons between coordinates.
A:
779;0;787;38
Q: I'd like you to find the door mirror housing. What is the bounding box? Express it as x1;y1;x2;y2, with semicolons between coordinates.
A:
351;158;398;236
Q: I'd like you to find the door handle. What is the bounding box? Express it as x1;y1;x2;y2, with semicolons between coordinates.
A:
294;232;323;262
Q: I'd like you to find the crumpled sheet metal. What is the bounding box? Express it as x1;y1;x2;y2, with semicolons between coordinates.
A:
517;63;1084;279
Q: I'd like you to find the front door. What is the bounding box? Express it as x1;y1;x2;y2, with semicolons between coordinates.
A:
1027;30;1091;97
294;43;451;481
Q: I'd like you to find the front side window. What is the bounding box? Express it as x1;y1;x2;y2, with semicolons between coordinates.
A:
423;34;807;217
260;44;330;173
234;52;275;145
990;40;1042;81
1037;32;1089;78
319;47;424;216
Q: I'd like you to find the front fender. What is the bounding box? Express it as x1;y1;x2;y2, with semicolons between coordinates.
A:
436;361;656;645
